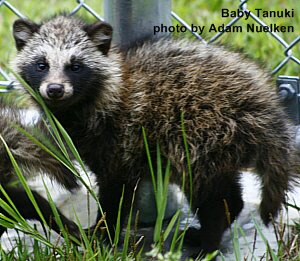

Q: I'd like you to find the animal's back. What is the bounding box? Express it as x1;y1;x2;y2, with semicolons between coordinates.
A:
121;39;287;166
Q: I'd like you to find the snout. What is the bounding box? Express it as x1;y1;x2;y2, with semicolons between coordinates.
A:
39;82;73;101
46;83;64;99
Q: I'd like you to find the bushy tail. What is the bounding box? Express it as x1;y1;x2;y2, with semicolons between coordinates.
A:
255;123;297;225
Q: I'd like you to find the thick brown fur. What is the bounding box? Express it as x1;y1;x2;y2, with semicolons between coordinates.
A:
1;15;297;256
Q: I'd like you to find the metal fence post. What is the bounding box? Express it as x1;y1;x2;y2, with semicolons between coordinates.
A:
104;0;171;49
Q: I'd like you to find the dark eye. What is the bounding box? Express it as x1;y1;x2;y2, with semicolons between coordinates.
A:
70;63;82;72
36;62;48;72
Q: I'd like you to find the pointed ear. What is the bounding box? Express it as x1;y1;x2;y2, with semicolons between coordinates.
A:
84;21;113;55
13;19;40;51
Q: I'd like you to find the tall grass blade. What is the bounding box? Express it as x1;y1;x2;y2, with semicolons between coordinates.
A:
122;182;138;261
252;217;278;261
0;135;47;226
42;179;71;247
180;112;193;207
233;221;241;261
163;210;181;241
114;186;125;253
142;128;156;193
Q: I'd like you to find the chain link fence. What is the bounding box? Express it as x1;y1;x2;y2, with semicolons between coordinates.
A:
172;1;300;75
0;0;299;93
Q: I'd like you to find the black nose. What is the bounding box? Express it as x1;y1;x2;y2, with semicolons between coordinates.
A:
46;84;64;99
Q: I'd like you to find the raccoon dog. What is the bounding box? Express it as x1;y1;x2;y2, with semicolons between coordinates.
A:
1;14;296;255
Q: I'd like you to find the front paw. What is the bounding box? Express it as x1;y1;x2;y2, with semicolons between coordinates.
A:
184;227;203;246
184;228;219;260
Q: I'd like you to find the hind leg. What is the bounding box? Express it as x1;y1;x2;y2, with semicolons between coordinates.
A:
185;175;244;257
0;186;80;239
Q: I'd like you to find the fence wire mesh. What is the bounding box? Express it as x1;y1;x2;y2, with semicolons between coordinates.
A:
0;0;299;92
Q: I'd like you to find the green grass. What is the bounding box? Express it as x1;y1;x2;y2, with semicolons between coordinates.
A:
0;0;300;260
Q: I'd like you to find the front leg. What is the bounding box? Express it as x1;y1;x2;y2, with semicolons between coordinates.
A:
92;181;135;242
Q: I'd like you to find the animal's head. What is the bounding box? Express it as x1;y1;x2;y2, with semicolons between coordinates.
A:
12;15;119;111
